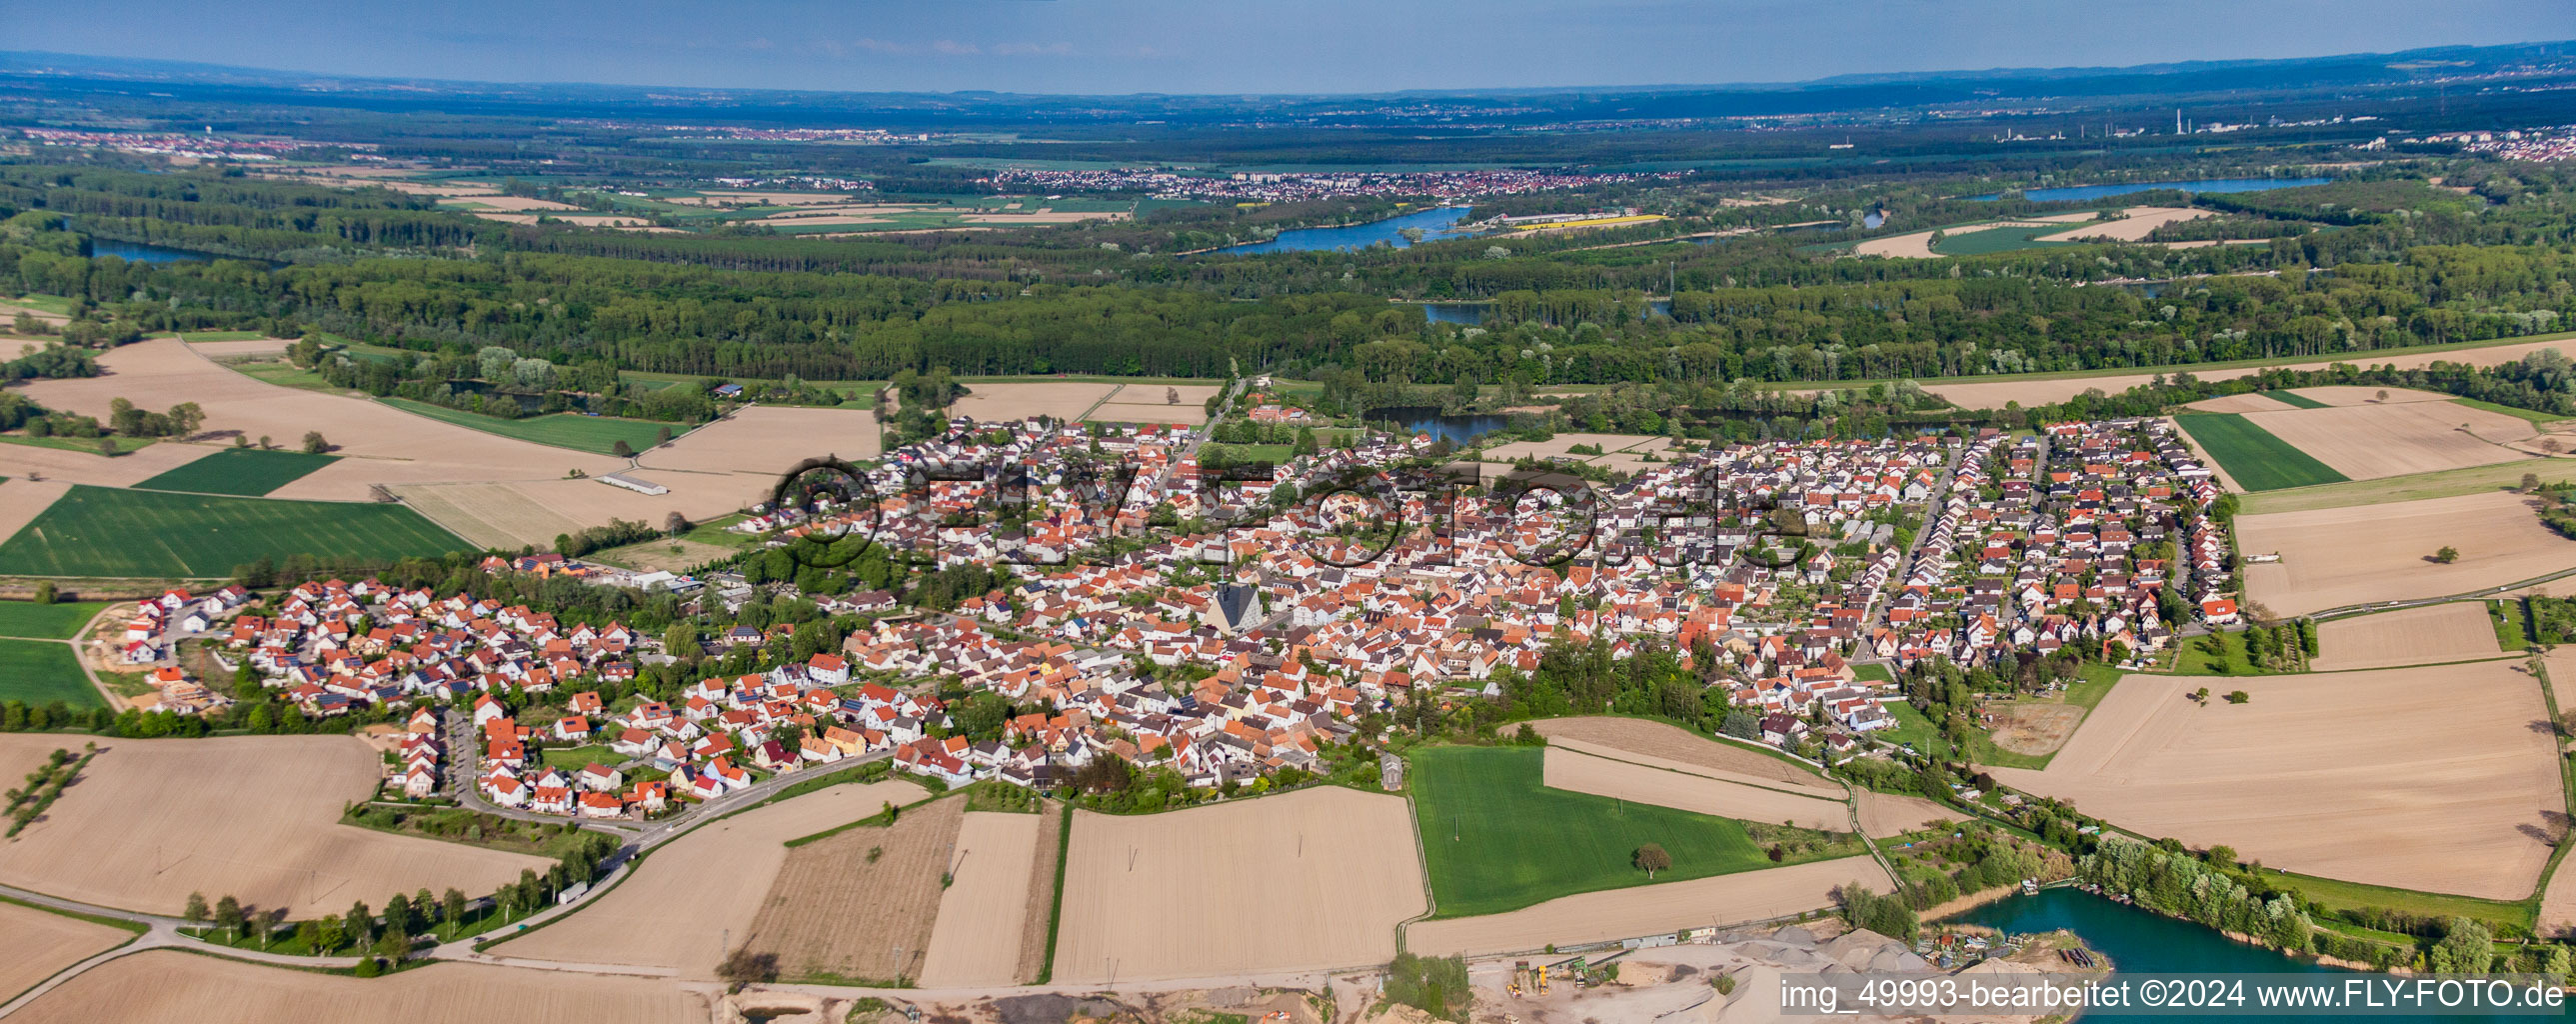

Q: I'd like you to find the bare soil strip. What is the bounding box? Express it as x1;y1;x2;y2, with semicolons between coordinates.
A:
1404;855;1888;957
0;901;128;1003
1541;746;1846;830
1527;718;1838;795
11;949;704;1024
916;810;1045;988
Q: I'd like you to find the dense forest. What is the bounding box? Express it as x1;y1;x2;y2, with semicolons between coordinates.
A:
2;152;2573;392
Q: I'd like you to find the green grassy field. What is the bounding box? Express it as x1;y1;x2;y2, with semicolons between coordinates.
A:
0;485;469;578
2492;598;2533;652
2454;397;2569;426
1407;745;1795;918
0;434;157;457
223;359;340;394
0;639;102;709
132;448;340;496
377;397;675;454
178;330;268;342
0;601;108;640
2263;390;2330;409
1931;225;2082;256
1881;700;1950;758
2173;413;2349;491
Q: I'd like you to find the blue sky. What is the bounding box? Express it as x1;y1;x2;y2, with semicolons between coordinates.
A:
16;0;2575;94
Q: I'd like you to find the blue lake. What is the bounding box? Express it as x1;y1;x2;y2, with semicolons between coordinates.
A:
1973;177;2333;202
1370;406;1513;446
1224;206;1474;254
91;239;232;263
1950;888;2569;1022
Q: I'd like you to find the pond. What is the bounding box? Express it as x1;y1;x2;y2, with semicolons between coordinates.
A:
1367;406;1515;446
90;239;239;263
1222;206;1474;254
1948;888;2568;1022
1970;177;2333;202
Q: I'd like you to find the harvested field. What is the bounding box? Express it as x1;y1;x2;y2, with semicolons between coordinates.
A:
2239;491;2576;616
2542;853;2576;939
10;950;704;1024
0;478;69;545
1015;806;1064;984
2034;206;2212;242
387;481;586;551
1525;717;1837;795
440;195;583;212
916;810;1045;988
1052;786;1423;983
1855;792;1955;836
504;779;927;975
642;405;883;474
1541;746;1845;830
0;900;130;1001
2311;602;2504;671
0;440;212;489
744;793;963;985
2238;401;2536;479
184;338;293;358
1992;661;2560;899
1405;855;1885;956
2182;392;2299;413
950;382;1120;423
0;734;547;916
2289;386;2462;406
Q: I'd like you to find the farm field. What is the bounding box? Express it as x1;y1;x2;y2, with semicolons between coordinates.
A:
1051;786;1422;984
638;405;883;474
0;900;132;1002
0;639;102;708
501;779;927;975
0;439;210;491
0;734;549;915
1910;333;2576;410
915;809;1045;989
377;398;675;455
130;448;340;496
2181;392;2298;413
2034;205;2213;242
0;600;107;640
2234;401;2536;479
9;950;705;1024
2238;491;2576;616
1540;745;1846;830
1404;855;1887;957
0;485;467;579
2172;413;2348;491
1991;661;2560;899
742;793;964;985
1410;745;1794;919
583;514;757;572
949;381;1120;423
1854;792;1955;836
2310;602;2505;671
1525;716;1839;795
0;434;159;457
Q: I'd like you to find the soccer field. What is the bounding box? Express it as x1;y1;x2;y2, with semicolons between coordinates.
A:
0;639;103;709
0;486;471;578
1408;744;1783;918
2173;412;2349;491
378;398;675;455
132;449;341;496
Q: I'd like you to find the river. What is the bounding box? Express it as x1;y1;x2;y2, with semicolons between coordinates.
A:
1222;206;1474;254
1971;177;2333;202
1950;889;2570;1021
